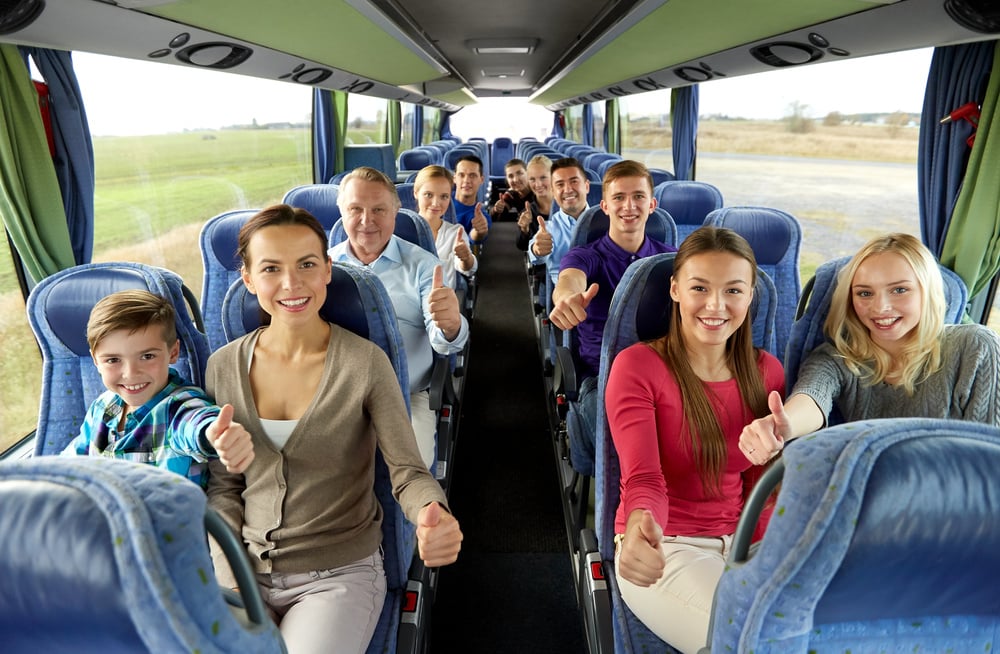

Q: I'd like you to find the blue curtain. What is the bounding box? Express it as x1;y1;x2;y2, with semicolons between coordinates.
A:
551;111;565;139
19;47;94;265
413;105;424;146
582;104;594;146
918;41;995;256
671;86;699;180
312;88;336;183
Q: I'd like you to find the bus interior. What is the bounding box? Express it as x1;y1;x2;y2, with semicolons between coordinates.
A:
2;0;1000;652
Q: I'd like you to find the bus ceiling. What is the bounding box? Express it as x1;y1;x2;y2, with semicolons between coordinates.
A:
1;0;998;110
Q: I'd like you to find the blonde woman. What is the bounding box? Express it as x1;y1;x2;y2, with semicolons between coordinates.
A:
413;165;476;289
741;232;1000;465
516;154;554;251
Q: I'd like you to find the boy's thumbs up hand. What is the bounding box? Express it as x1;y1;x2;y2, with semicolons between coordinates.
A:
206;404;254;474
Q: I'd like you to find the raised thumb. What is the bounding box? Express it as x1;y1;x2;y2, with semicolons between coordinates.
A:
537;216;548;232
432;265;444;288
215;403;234;432
420;501;442;527
582;283;600;305
639;510;662;546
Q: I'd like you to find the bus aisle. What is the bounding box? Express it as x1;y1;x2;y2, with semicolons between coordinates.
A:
430;221;585;652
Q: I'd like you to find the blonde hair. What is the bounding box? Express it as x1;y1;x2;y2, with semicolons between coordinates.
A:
87;290;177;352
653;227;767;494
527;154;552;170
824;232;946;393
413;165;453;193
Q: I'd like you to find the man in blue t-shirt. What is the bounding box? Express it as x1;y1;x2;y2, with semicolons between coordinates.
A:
549;160;676;474
451;154;490;244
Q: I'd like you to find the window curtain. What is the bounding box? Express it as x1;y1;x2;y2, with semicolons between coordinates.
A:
582;104;594;146
605;100;620;154
312;89;347;182
413;105;424;147
387;100;401;156
551;111;565;139
918;41;995;257
19;47;94;265
0;44;75;284
440;111;454;140
671;86;699;180
940;40;1000;301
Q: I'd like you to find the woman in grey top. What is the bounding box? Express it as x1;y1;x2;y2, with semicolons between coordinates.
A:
740;232;1000;465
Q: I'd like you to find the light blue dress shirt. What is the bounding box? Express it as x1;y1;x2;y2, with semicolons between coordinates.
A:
528;205;588;288
329;235;469;393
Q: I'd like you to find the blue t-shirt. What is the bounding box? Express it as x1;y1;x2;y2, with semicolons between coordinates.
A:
560;234;676;378
453;199;491;242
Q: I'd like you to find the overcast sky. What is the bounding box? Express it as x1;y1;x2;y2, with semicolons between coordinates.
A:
70;47;933;138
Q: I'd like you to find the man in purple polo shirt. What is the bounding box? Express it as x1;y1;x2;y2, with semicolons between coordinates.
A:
549;160;676;474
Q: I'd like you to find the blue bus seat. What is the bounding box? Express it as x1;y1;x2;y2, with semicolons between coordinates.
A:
330;208;437;256
26;262;210;456
584;152;621;178
710;418;1000;653
199;209;261;352
489;137;515;179
783;255;968;400
653;180;724;243
570;205;678;249
704;206;802;360
219;263;436;654
0;456;285;653
344;144;397;181
281;184;342;232
648;168;675;187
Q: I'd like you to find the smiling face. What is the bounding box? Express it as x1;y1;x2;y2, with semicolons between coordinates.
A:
551;165;589;217
850;251;923;355
416;176;453;223
241;224;332;325
92;325;179;411
339;177;398;264
670;251;754;351
454;160;482;204
505;164;528;194
526;163;552;202
601;175;656;243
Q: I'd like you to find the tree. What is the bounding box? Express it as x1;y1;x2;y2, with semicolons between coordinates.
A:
823;111;844;127
784;101;814;134
885;111;910;138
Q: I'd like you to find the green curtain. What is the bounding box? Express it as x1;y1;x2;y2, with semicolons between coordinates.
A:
332;90;348;173
387;101;402;156
0;44;75;285
605;99;620;154
941;41;1000;299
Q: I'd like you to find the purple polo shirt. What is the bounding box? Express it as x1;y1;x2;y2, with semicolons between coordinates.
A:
559;234;676;378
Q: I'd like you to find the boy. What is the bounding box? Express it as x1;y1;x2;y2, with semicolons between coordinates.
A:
62;290;253;487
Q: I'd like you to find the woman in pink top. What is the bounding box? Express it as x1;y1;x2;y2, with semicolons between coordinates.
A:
606;226;785;654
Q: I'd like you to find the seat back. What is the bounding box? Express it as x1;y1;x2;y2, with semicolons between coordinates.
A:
26;262;210;456
329;208;436;255
784;255;968;395
594;253;772;652
281;184;342;232
490;137;515;177
0;456;284;653
398;147;436;172
648;168;675;187
704;206;802;360
343;144;396;180
584;152;621;177
570;205;678;249
712;418;1000;652
653;180;724;242
219;263;415;654
199;209;260;351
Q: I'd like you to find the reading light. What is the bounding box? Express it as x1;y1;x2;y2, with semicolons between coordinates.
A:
467;38;538;55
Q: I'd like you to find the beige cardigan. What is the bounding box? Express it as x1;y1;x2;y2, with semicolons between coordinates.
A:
206;324;446;584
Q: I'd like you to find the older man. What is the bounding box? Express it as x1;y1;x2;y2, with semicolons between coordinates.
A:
329;167;469;470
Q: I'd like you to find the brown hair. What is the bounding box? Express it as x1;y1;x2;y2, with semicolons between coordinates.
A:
653;226;768;494
87;290;177;352
602;160;654;199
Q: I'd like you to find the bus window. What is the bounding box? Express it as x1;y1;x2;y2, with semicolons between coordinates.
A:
75;53;312;302
563;105;584;143
0;234;41;451
422;107;440;145
695;49;930;282
346;95;388;145
449;99;550;143
620;88;673;169
401;102;415;152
